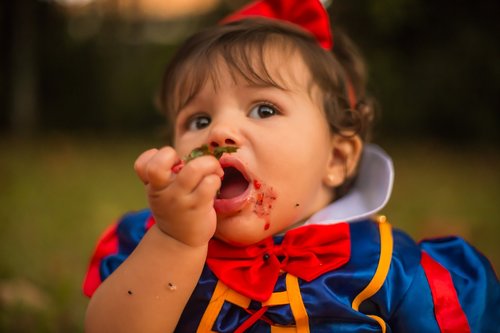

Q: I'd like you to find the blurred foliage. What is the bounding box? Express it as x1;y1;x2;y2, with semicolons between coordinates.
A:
332;0;500;143
0;136;157;333
1;0;499;143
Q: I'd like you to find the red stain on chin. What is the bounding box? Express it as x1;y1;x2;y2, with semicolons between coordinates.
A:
256;193;264;205
250;181;277;231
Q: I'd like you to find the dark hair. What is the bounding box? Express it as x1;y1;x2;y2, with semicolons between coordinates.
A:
157;18;375;198
158;18;374;142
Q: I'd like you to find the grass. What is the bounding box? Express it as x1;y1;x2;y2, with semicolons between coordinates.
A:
0;135;498;332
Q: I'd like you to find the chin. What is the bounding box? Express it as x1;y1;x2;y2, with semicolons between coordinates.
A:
214;214;274;246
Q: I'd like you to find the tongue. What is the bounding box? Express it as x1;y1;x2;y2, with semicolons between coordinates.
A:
219;167;248;199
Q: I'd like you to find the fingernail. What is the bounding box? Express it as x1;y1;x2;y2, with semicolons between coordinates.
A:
171;160;184;174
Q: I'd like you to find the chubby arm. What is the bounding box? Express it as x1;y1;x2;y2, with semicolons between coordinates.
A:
85;226;207;333
85;147;223;332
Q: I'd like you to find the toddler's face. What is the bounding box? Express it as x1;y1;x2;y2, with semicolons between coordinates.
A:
173;52;340;245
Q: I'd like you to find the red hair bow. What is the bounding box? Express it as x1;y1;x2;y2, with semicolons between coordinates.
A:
222;0;333;50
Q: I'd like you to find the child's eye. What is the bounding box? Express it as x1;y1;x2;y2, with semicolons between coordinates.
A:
248;103;278;119
187;115;211;131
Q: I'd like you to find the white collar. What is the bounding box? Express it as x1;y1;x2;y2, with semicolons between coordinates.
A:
305;144;394;225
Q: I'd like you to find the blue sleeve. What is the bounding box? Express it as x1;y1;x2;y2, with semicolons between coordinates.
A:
82;209;152;297
100;209;152;280
390;236;499;332
421;237;499;332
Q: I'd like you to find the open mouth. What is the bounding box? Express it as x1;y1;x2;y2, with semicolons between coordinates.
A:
218;167;250;199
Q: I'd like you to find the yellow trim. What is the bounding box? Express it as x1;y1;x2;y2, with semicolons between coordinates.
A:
196;280;300;332
263;291;289;306
271;326;298;332
226;288;251;309
286;274;310;333
352;216;393;310
351;215;392;331
196;280;229;333
367;315;387;333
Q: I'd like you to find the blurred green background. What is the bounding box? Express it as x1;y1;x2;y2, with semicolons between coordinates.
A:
1;0;499;332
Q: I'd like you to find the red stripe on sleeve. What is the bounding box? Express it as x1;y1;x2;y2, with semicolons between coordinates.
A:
82;223;119;297
420;251;471;333
145;215;156;230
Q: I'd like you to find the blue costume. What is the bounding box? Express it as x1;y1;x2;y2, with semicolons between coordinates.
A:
83;145;499;332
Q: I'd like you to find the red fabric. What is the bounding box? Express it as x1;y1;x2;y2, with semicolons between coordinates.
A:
420;251;471;333
82;223;119;297
234;306;270;333
207;223;350;301
83;216;156;298
221;0;333;50
145;215;156;230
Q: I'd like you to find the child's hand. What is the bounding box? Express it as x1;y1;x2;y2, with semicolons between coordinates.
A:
134;147;224;247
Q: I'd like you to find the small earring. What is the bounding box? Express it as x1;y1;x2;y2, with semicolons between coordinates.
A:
327;174;336;185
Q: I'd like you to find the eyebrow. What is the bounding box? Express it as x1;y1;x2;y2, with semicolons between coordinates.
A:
174;76;296;117
238;75;302;95
175;95;197;115
243;82;289;90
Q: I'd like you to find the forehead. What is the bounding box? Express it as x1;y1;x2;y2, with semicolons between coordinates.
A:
215;47;310;91
169;38;316;113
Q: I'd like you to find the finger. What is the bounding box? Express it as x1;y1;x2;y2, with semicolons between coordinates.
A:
173;156;224;194
145;147;179;190
188;173;222;203
134;148;159;184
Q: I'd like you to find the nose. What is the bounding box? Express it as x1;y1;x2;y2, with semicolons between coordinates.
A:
208;120;241;148
210;138;236;148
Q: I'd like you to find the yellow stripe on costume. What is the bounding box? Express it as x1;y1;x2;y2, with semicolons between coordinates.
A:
196;281;230;333
196;281;251;332
263;291;290;306
286;274;310;333
351;215;393;333
196;276;311;332
368;315;387;333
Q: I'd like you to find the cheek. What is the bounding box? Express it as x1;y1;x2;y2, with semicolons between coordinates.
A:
174;134;204;156
256;180;305;232
249;180;277;231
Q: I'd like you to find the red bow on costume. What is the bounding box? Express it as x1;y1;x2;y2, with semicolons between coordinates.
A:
207;223;350;301
221;0;333;50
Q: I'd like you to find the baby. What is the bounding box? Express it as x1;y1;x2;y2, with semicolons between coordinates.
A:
84;0;499;332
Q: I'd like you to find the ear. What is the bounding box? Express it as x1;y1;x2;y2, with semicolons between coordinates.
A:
323;134;363;188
